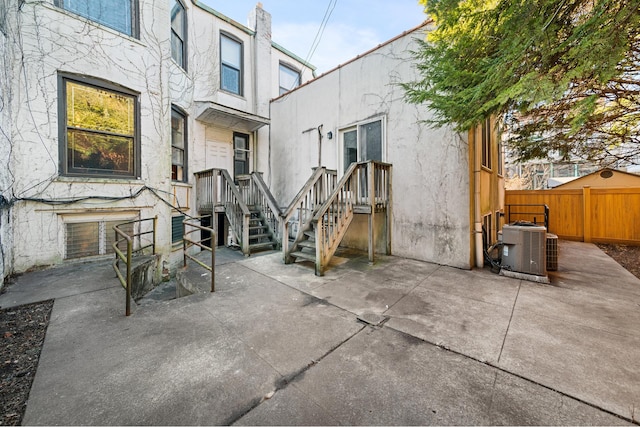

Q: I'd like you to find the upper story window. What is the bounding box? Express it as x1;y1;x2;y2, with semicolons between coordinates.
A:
481;118;492;170
59;74;139;178
170;0;187;69
55;0;137;37
171;107;187;182
220;33;243;95
279;63;300;95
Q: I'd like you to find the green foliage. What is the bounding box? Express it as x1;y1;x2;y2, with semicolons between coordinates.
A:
404;0;640;165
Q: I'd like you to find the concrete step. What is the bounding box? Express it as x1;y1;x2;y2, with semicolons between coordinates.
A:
136;279;177;306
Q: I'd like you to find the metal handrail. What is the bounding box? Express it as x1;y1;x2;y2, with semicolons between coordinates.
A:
183;216;216;293
112;216;157;316
506;204;549;230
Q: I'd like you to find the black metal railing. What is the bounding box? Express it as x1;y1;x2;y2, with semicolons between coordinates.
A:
506;204;549;230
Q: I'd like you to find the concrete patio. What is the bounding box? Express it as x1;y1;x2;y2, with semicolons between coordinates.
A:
1;240;638;425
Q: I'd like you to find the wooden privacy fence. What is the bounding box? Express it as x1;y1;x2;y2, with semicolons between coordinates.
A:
505;187;640;245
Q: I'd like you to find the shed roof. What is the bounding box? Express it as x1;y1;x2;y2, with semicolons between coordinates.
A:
553;168;640;189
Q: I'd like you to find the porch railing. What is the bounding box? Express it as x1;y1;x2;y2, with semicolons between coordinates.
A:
183;216;216;292
282;167;338;263
194;168;221;213
112;216;157;316
236;172;283;243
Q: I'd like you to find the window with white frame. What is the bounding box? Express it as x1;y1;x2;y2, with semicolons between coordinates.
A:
55;0;137;37
220;33;243;95
279;63;300;95
341;118;384;172
59;74;139;178
170;0;187;69
171;107;187;182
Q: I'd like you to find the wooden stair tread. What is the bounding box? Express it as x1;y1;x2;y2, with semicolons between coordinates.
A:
291;251;316;261
298;240;315;249
249;233;272;240
249;241;277;250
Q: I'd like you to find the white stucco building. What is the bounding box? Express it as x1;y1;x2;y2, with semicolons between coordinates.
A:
0;0;314;282
270;24;504;269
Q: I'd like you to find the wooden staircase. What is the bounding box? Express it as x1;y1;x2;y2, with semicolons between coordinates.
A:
247;208;278;252
193;161;391;269
283;161;392;276
194;168;281;256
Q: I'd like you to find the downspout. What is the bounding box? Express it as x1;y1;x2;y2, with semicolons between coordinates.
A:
473;128;484;268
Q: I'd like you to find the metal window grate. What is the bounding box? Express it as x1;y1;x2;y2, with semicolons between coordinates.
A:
66;220;134;259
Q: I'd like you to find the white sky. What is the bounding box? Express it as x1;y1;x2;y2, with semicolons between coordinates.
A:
199;0;427;73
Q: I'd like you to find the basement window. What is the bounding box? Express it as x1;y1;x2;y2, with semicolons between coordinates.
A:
172;215;185;244
65;218;134;259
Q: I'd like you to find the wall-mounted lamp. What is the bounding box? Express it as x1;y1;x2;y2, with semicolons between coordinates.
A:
327;131;333;140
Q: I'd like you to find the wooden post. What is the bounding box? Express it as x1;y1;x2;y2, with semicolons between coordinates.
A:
386;165;392;255
368;162;375;264
315;219;323;276
583;186;592;243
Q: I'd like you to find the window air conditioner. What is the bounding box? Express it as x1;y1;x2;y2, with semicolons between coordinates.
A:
501;223;547;276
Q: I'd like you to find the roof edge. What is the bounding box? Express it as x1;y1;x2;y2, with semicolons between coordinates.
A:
270;19;433;102
192;1;256;36
272;41;317;72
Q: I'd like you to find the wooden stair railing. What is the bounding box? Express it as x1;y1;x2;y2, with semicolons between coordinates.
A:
195;168;280;255
236;172;283;246
218;169;252;255
287;161;392;276
282;167;337;264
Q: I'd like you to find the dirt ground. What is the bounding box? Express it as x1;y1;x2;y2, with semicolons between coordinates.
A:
0;300;53;426
596;243;640;281
0;243;638;425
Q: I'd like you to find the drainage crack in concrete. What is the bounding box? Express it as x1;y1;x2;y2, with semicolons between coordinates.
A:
225;324;367;425
497;280;521;365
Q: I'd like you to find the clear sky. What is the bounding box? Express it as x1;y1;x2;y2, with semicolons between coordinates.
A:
199;0;427;74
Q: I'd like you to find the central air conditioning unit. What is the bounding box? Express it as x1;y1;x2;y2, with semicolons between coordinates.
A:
501;223;547;276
